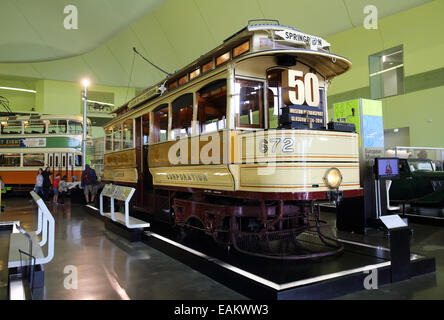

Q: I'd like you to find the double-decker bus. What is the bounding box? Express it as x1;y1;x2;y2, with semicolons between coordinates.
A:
0;114;90;191
103;21;362;259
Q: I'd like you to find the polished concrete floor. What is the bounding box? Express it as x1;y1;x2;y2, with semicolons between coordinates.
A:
0;196;443;300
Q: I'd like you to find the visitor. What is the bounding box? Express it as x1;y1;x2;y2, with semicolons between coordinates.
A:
81;164;97;204
53;173;61;204
42;167;52;201
58;175;68;205
35;168;44;197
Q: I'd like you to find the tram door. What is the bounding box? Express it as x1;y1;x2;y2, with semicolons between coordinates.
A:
135;114;153;209
49;152;71;181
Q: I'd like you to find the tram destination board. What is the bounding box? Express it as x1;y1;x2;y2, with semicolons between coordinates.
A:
279;105;324;129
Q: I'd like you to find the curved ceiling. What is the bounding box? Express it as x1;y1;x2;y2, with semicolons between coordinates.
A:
0;0;433;89
0;0;165;62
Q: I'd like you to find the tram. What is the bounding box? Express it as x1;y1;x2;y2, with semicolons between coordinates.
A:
103;21;362;259
0;114;90;191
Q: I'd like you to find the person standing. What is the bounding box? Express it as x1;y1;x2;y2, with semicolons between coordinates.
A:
58;175;68;205
81;164;97;204
42;167;52;201
52;173;61;204
35;168;44;197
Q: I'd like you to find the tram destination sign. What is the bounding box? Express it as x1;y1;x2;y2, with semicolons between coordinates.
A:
274;29;330;50
128;85;162;109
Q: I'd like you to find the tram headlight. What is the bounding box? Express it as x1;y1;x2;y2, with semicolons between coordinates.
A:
324;168;342;189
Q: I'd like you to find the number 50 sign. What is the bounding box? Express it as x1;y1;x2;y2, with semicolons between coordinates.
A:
282;70;320;107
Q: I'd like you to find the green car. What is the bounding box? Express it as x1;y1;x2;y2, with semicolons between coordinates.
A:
390;158;444;205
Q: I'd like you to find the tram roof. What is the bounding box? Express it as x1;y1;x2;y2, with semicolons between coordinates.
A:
117;21;352;115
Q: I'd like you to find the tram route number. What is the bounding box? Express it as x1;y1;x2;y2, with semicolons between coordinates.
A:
258;137;295;154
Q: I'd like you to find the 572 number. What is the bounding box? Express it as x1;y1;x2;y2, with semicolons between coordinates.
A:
259;138;294;154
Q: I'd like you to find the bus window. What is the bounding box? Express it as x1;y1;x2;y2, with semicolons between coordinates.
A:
171;93;193;140
197;80;227;134
113;124;122;151
24;120;46;134
151;104;168;143
105;127;113;152
236;79;264;129
0;154;20;167
23;153;45;167
68;121;83;134
48;120;67;134
142;113;149;145
1;121;22;134
123;119;134;149
267;70;283;129
75;155;82;167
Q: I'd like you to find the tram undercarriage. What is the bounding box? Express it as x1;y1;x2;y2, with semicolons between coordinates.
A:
171;194;343;260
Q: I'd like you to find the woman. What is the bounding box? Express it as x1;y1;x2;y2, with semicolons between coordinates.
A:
42;167;52;201
58;175;68;205
35;168;44;197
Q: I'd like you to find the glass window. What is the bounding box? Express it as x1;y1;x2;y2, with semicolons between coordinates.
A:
202;61;213;73
123;119;134;149
1;121;22;134
233;41;250;57
75;155;82;167
113;124;122;151
267;70;283;129
178;75;187;86
168;81;178;90
189;69;200;80
152;104;169;143
68;121;83;134
216;52;230;66
24;120;45;134
23;153;45;167
48;120;67;134
0;154;20;167
235;79;264;128
197;80;227;134
105;128;112;152
369;45;404;99
171;94;193;139
142;114;150;146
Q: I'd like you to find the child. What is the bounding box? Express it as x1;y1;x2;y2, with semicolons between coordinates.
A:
58;175;68;205
52;173;61;204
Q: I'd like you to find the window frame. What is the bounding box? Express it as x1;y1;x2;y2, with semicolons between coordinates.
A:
196;79;228;135
170;93;194;141
235;77;266;130
150;103;170;144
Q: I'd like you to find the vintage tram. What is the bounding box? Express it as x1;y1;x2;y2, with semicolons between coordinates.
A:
103;21;362;259
0;114;90;191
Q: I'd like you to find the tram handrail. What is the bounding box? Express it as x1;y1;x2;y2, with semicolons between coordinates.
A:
99;185;149;229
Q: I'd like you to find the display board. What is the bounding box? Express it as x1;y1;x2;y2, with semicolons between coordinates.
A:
374;158;400;179
101;184;134;201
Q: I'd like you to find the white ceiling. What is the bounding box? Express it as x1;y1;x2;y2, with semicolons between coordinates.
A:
0;0;434;89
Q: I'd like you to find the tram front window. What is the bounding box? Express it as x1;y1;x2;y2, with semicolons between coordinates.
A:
267;70;283;129
1;121;22;134
197;80;227;134
171;93;193;139
68;121;83;134
23;153;45;167
0;154;20;167
236;79;264;129
48;120;67;134
123;119;134;149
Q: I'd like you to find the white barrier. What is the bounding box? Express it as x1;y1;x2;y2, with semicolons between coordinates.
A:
99;184;150;229
8;191;55;268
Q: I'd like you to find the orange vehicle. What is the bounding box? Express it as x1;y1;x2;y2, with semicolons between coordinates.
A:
0;114;91;191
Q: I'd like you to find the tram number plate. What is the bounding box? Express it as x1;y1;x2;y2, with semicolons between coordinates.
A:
258;138;294;154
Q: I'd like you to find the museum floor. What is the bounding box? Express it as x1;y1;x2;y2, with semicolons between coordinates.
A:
0;196;443;300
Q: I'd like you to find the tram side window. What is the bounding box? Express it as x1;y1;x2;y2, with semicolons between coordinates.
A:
197;80;227;134
171;93;193;140
142;113;149;145
24;121;46;134
48;120;67;134
75;155;82;167
0;154;20;167
267;70;283;129
68;121;83;134
113;124;122;151
105;128;113;152
1;121;22;134
123;119;134;149
23;153;45;167
151;104;169;143
236;79;264;128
